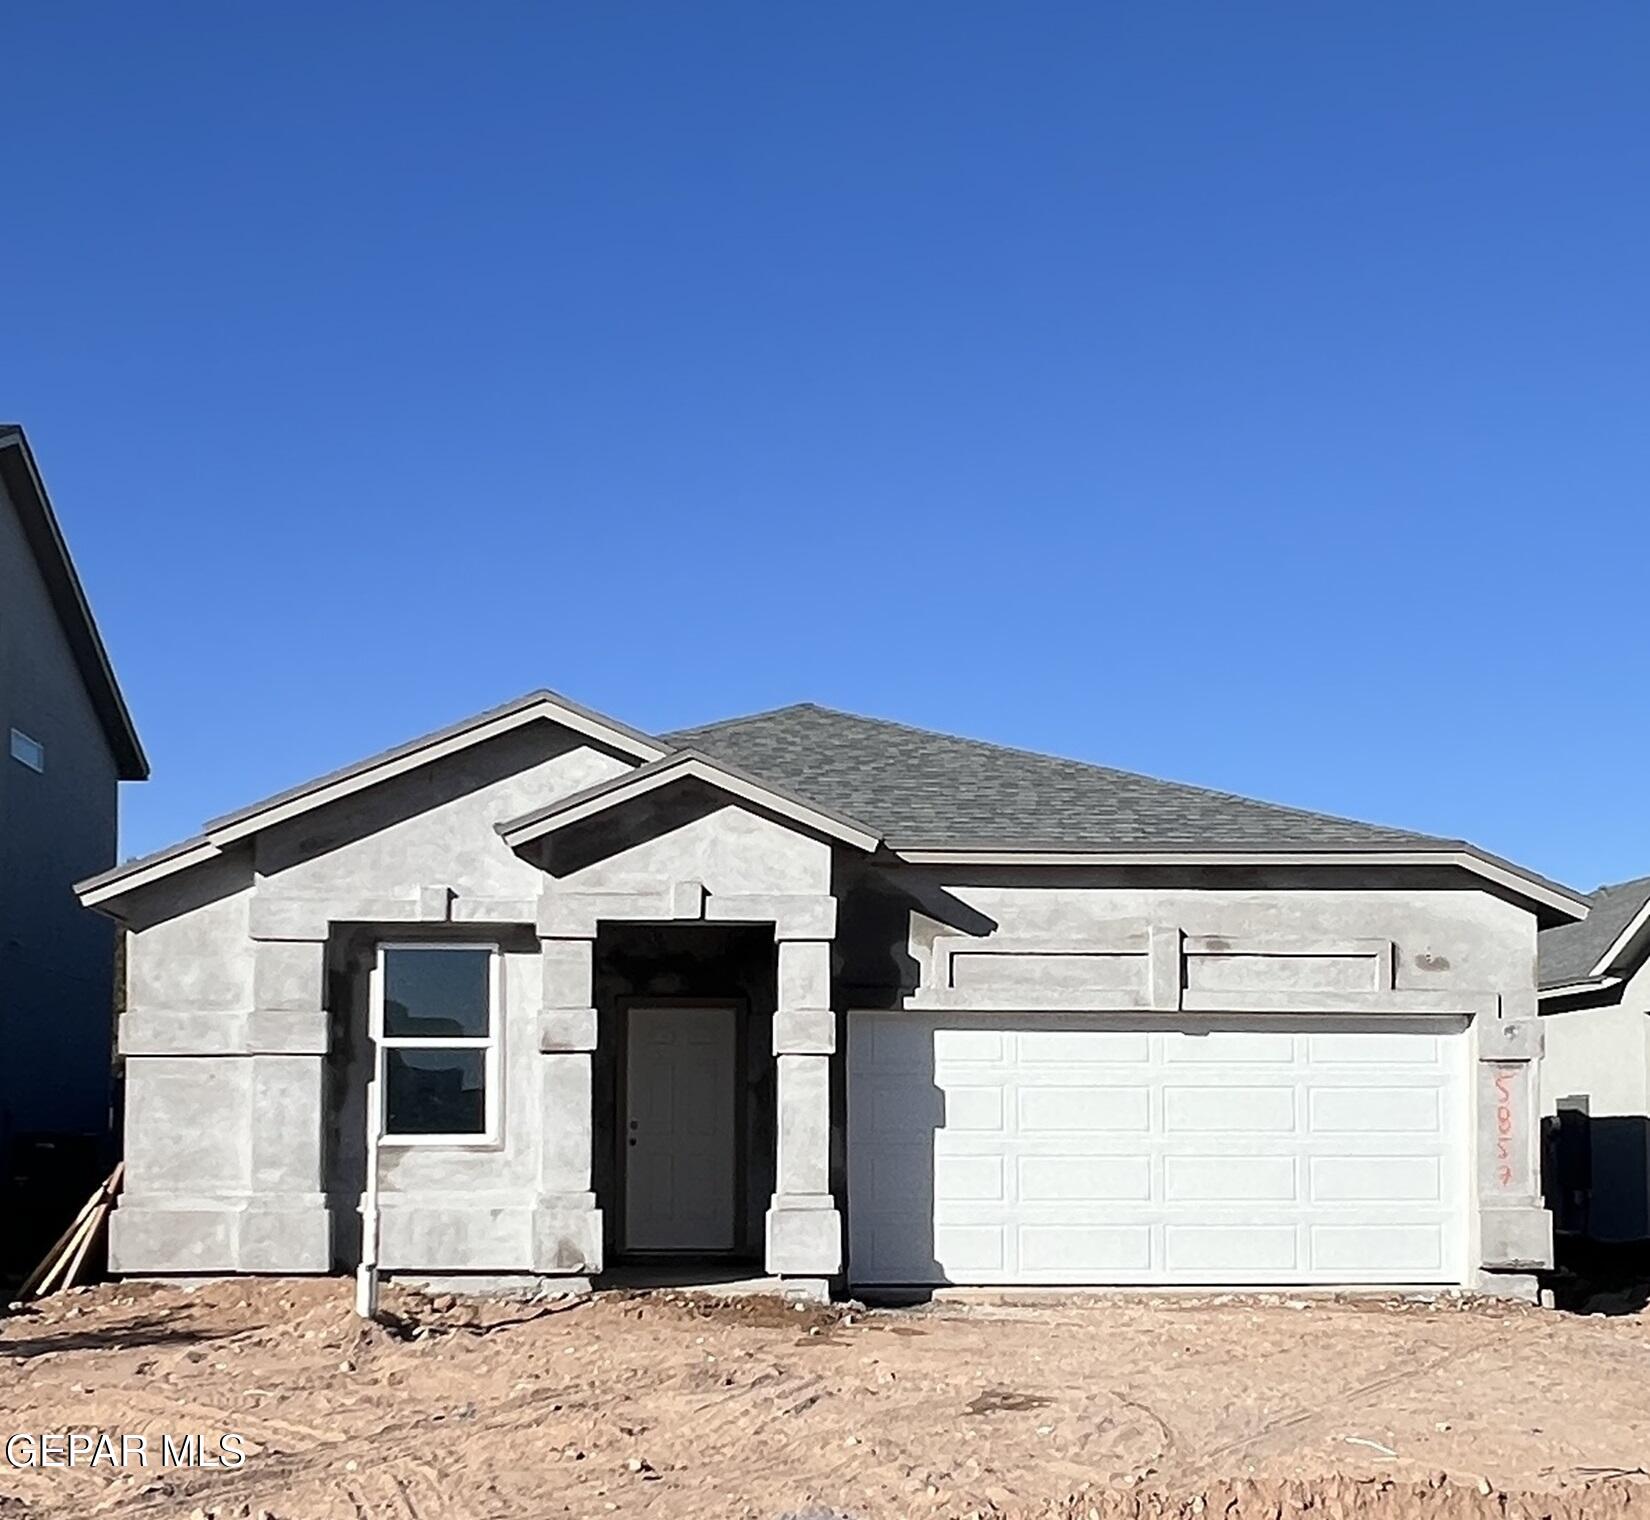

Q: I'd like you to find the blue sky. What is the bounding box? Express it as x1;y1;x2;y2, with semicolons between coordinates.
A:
4;4;1646;889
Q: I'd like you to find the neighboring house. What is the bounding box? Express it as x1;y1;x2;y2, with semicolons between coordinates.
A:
0;425;148;1179
1539;875;1650;1246
76;690;1582;1299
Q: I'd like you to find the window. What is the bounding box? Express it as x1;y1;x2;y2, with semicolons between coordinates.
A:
372;943;499;1143
9;728;43;772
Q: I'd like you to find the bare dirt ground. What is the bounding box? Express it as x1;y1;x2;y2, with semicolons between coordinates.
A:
3;1281;1650;1519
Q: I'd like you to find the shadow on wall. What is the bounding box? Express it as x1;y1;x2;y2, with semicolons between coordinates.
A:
845;1018;947;1299
1542;1105;1650;1313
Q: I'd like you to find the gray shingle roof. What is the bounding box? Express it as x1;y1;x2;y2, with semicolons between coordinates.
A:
1539;875;1650;989
666;702;1450;852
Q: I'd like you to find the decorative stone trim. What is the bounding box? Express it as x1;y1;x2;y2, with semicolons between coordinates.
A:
250;891;434;940
109;1196;331;1274
1478;1205;1551;1271
706;893;837;941
1182;935;1396;990
670;880;706;919
1482;1017;1541;1059
765;1196;843;1276
538;1007;599;1053
536;887;696;937
245;1010;330;1055
773;1008;836;1056
777;941;831;1011
531;1193;604;1273
450;896;539;924
250;885;534;940
120;1009;329;1056
539;937;594;1007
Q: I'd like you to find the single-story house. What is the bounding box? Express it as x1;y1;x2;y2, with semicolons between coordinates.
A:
77;690;1585;1299
1539;875;1650;1245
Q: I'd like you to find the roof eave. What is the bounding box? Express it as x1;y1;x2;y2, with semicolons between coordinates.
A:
199;690;667;849
1590;898;1650;980
1538;975;1624;1005
76;835;221;911
496;748;882;853
886;843;1589;923
76;689;672;909
0;427;148;780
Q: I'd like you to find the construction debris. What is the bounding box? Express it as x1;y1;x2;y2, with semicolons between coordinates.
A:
16;1162;123;1299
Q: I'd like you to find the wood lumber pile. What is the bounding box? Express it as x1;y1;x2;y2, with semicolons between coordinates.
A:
16;1162;124;1299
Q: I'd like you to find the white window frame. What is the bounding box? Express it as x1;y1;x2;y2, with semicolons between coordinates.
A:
370;941;501;1148
9;728;44;772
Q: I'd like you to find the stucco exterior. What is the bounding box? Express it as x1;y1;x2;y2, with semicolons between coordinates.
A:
82;694;1572;1296
1541;955;1650;1242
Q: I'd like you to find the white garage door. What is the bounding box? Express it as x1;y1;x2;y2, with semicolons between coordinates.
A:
847;1013;1469;1287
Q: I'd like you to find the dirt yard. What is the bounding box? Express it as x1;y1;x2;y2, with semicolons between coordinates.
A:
3;1281;1650;1519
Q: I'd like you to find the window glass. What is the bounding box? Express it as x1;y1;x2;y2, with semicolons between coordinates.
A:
383;946;490;1038
9;728;44;772
383;1048;487;1135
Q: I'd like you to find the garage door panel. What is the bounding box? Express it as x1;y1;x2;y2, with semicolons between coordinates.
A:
934;1223;1006;1274
1163;1085;1297;1133
933;1028;1006;1063
1019;1154;1152;1202
848;1013;1468;1287
1309;1031;1445;1065
1310;1154;1442;1203
1021;1224;1152;1274
1019;1086;1149;1132
1165;1223;1299;1274
1162;1030;1296;1064
1016;1029;1151;1064
943;1086;1004;1130
1311;1223;1445;1274
1164;1153;1298;1202
1309;1086;1441;1134
936;1154;1006;1201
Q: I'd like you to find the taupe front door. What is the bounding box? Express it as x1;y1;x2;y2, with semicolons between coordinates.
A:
624;1006;738;1251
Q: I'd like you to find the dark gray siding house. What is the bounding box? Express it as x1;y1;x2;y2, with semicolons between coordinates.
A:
0;425;147;1197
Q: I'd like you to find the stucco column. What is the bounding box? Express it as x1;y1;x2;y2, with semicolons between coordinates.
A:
766;935;843;1283
532;931;603;1274
1474;1008;1551;1292
242;936;333;1271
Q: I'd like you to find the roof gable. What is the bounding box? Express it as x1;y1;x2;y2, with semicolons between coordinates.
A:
496;748;881;853
0;425;147;780
78;689;665;906
1540;874;1650;993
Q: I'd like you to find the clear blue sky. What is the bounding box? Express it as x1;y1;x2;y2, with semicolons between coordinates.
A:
5;4;1646;889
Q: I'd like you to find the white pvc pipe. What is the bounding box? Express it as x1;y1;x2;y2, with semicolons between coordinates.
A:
355;1005;383;1320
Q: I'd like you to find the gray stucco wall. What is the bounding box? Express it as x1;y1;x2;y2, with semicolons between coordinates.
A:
104;717;1552;1291
0;474;121;1155
1541;958;1650;1243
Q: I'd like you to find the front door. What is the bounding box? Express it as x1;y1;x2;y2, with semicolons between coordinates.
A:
624;1005;738;1251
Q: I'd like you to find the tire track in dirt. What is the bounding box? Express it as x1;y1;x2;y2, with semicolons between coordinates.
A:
1188;1317;1582;1480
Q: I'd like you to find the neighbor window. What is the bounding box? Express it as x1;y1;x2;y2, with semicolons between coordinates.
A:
9;728;44;772
372;943;499;1143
